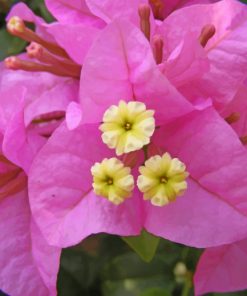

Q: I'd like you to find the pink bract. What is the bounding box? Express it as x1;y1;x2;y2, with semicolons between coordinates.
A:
0;61;79;172
0;138;61;296
45;0;103;25
150;0;219;19
45;0;154;64
194;238;247;295
157;0;247;109
43;0;247;114
79;19;193;125
0;191;60;296
29;20;247;249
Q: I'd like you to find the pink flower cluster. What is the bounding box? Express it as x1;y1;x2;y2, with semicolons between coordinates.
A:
1;0;247;295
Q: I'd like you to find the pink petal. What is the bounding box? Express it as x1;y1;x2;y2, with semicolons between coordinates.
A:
66;102;83;130
24;77;79;126
2;89;46;173
46;23;100;65
146;107;247;247
0;85;25;133
85;0;148;26
80;19;193;124
29;122;143;247
45;0;103;26
7;2;44;25
194;238;247;295
160;35;209;88
0;61;78;128
159;0;247;53
158;0;247;108
0;190;60;296
145;179;247;248
155;0;219;19
0;61;74;110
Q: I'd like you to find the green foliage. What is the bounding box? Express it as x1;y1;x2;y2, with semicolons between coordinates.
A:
57;234;247;296
122;230;160;262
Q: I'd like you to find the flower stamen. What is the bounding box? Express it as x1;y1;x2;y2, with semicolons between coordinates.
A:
138;4;151;41
225;112;240;124
124;122;132;130
199;24;216;47
153;35;164;64
149;0;164;20
240;135;247;145
160;176;167;184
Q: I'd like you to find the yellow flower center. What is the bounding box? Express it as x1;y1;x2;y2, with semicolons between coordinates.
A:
91;158;134;205
137;153;189;206
100;100;155;155
7;16;25;33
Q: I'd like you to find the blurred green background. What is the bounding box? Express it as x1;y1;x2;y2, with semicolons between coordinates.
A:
0;1;247;295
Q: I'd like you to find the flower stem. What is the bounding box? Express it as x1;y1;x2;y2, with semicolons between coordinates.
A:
181;279;192;296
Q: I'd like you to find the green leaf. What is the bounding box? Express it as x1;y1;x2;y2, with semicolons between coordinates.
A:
140;287;170;296
122;230;160;262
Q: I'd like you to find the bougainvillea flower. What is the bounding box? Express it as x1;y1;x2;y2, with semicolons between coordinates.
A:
9;0;208;89
0;138;61;296
0;61;79;172
156;0;247;109
42;0;216;108
6;3;84;74
29;20;247;249
194;238;247;295
0;61;65;294
87;0;211;94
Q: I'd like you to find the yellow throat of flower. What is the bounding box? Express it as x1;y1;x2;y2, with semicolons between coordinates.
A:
137;153;189;206
100;100;155;156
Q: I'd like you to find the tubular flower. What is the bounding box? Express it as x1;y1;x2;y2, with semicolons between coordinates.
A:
93;100;186;206
7;16;25;33
100;101;155;155
91;158;134;205
4;3;83;78
137;153;188;206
